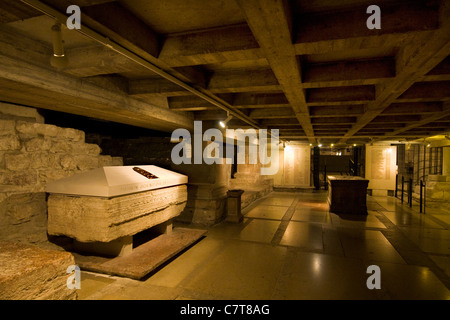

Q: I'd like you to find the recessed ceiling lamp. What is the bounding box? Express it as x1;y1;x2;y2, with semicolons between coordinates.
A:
219;115;233;128
284;142;292;150
50;23;68;69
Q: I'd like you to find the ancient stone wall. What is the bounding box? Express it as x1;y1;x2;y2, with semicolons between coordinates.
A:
0;103;122;244
98;135;173;168
100;136;274;225
229;161;273;209
423;175;450;213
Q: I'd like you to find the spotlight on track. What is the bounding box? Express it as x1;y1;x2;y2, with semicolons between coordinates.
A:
219;115;232;128
50;23;68;69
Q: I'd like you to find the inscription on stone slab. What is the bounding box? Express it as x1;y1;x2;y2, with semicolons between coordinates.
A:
132;167;158;179
371;147;390;180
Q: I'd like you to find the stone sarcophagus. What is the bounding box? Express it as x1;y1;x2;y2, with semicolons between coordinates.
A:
46;166;206;280
46;165;188;243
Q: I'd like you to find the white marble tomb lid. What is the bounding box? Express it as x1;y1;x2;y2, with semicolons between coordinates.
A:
46;165;188;198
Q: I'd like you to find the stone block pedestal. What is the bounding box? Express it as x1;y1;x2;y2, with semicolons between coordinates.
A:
73;236;133;257
327;175;369;215
226;189;245;223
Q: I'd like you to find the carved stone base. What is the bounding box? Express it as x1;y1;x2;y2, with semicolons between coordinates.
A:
73;228;207;280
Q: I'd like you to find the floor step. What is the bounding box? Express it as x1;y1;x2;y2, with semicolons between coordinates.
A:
73;228;207;280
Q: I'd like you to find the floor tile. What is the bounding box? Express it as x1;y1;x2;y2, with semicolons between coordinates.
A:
398;227;450;255
81;276;141;300
370;196;397;211
77;272;116;300
183;241;287;299
291;209;330;224
296;201;329;212
273;251;379;299
143;237;224;288
245;205;287;220
76;191;450;300
236;219;280;243
95;283;181;300
322;226;345;256
429;255;450;277
432;214;450;226
366;201;389;212
330;211;387;229
206;219;250;240
279;221;323;251
259;197;293;207
376;262;450;299
383;211;444;229
338;229;406;264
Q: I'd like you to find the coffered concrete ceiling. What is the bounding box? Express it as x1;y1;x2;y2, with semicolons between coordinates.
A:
0;0;448;144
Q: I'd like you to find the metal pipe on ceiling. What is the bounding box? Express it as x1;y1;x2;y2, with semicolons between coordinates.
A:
19;0;265;132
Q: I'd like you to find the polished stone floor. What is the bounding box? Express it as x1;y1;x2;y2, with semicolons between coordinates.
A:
78;191;450;300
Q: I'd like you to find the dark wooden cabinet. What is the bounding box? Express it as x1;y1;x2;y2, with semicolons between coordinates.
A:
327;175;369;215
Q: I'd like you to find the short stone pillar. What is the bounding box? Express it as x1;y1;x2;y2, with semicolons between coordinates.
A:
226;189;245;223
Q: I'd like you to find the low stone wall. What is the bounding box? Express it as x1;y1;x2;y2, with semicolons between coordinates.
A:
0;104;122;244
177;184;227;225
229;169;273;209
0;241;77;300
241;187;273;209
424;175;450;212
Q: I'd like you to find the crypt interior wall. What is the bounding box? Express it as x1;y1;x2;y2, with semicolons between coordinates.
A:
99;136;274;225
271;145;311;189
0;103;123;245
35;110;274;226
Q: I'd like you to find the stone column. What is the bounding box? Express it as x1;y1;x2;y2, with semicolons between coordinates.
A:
443;146;450;176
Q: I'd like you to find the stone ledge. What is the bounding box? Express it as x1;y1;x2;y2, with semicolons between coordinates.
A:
241;187;272;209
73;228;207;279
0;242;77;300
0;103;44;123
428;175;450;182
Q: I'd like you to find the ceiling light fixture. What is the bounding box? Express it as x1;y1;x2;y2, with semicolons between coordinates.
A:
50;23;68;69
285;142;292;151
219;115;232;128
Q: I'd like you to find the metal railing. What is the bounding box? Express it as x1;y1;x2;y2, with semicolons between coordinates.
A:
394;174;425;213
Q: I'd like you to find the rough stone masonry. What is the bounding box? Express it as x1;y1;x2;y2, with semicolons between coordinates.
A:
0;103;123;244
0;241;77;300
